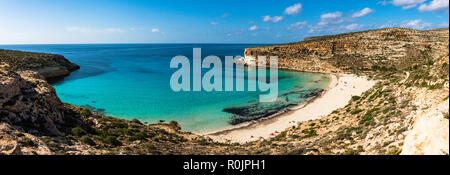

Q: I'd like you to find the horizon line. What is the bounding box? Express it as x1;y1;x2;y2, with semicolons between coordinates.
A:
0;42;280;45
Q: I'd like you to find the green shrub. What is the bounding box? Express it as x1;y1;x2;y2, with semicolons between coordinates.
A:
129;131;148;141
272;131;287;141
80;135;95;146
110;120;128;128
359;114;374;126
169;121;181;131
197;139;210;146
388;97;396;104
80;109;92;117
103;136;121;146
385;147;402;155
428;83;443;90
71;127;87;137
131;118;143;125
350;109;363;115
351;96;361;101
19;136;35;147
301;128;317;138
366;107;380;115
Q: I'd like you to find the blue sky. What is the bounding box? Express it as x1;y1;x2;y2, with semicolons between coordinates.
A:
0;0;448;44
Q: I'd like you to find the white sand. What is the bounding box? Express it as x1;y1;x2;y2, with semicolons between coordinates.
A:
202;73;376;143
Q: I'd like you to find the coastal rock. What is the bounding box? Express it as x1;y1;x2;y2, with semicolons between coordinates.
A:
0;49;79;80
0;123;53;155
0;49;81;136
244;28;449;73
401;93;449;155
0;65;67;136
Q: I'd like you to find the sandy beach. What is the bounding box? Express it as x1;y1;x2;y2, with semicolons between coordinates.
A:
203;73;376;143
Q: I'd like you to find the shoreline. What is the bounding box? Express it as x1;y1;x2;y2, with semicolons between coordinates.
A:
201;73;376;143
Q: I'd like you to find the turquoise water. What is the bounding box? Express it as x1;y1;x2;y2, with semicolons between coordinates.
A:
0;44;329;132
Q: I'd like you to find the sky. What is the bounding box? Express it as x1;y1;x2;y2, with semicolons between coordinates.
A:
0;0;448;44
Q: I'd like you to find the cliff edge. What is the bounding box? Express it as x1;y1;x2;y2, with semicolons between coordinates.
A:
244;28;449;74
0;49;80;80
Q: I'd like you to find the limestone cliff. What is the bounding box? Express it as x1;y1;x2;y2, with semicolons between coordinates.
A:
0;50;82;137
0;49;79;80
0;65;67;136
244;28;449;73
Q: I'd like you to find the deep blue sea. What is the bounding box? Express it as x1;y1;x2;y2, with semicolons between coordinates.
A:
0;44;329;132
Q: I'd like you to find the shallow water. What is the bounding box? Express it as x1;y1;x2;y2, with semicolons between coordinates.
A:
0;44;329;132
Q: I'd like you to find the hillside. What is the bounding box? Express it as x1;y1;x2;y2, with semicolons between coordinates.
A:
0;49;79;80
244;28;448;74
240;28;449;155
0;27;448;155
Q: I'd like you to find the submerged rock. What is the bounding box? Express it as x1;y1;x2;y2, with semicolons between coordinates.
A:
223;88;324;125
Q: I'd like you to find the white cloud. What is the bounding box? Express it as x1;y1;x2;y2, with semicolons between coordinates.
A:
352;8;374;17
262;15;284;23
104;28;125;33
318;11;343;26
392;0;426;9
321;11;343;19
66;27;125;34
248;25;258;31
345;23;363;30
418;0;449;12
210;21;218;25
307;11;347;34
226;29;245;37
308;23;361;34
287;21;308;31
401;19;432;29
377;21;399;28
284;3;302;15
221;13;229;18
151;28;160;32
377;0;390;5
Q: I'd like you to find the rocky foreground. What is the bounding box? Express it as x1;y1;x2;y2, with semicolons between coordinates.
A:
0;28;449;155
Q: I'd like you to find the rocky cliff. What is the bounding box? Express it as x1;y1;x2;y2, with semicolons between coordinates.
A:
244;28;449;73
0;49;79;80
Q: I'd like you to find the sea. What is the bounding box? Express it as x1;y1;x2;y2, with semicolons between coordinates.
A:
0;44;329;132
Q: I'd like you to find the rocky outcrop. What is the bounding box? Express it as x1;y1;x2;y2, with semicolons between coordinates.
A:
0;49;79;80
0;49;80;137
244;28;449;73
0;64;68;136
401;97;449;155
